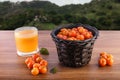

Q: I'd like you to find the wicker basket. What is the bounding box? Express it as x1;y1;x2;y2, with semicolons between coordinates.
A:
51;23;99;67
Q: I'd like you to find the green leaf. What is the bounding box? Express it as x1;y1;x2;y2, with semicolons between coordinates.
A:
50;67;57;74
40;47;49;55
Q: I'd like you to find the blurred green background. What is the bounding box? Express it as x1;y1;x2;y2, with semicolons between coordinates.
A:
0;0;120;30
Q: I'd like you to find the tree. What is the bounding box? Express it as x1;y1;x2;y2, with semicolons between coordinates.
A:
50;14;64;25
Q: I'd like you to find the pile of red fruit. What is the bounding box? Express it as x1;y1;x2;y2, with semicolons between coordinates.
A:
57;26;93;41
25;53;48;76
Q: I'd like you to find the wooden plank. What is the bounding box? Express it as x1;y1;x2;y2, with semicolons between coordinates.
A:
0;30;120;80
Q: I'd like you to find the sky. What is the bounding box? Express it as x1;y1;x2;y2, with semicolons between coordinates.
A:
0;0;92;6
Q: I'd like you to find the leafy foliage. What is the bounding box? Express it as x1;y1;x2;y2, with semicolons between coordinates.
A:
0;0;120;30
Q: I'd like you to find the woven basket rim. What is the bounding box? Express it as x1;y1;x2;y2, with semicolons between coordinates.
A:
51;23;99;42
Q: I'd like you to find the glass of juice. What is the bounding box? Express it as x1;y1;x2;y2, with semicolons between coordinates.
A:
14;26;39;56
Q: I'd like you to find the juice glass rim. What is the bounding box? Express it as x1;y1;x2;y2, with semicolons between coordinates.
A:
14;26;38;38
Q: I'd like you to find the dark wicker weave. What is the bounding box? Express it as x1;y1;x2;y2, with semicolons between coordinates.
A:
51;23;99;67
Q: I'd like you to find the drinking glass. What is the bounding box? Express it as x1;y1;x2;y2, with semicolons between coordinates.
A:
14;26;39;56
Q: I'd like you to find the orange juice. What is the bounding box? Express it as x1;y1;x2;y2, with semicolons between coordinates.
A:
15;29;38;53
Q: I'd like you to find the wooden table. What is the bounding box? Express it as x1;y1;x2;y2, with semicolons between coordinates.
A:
0;30;120;80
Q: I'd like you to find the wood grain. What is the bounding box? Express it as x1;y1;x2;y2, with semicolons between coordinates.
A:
0;30;120;80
